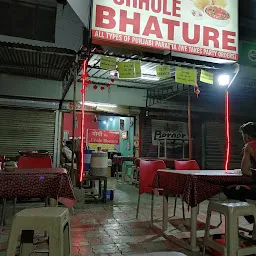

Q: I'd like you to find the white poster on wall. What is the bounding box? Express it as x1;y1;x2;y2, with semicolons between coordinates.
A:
152;120;188;146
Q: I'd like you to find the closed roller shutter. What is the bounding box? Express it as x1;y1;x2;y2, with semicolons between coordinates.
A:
0;108;56;158
205;122;243;170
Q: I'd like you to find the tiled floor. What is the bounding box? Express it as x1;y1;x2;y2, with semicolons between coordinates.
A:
0;183;253;255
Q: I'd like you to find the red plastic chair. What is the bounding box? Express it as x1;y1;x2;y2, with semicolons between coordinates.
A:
136;160;166;225
17;156;52;168
174;160;200;219
0;156;5;170
174;160;200;171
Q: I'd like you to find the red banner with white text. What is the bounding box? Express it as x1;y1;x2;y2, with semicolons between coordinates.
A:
87;129;120;145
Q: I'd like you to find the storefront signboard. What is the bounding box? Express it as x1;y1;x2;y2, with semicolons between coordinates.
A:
175;67;196;85
200;70;214;84
100;56;117;70
152;120;188;146
156;65;171;78
92;0;238;61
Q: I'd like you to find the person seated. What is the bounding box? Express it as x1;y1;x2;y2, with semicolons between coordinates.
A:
224;122;256;226
61;140;76;165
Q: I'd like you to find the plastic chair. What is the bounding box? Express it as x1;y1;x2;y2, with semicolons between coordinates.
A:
203;201;256;256
174;160;200;171
17;155;52;168
136;160;166;226
16;156;52;205
0;155;5;171
174;160;200;219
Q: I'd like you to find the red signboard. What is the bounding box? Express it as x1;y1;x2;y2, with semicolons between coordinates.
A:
92;0;238;61
87;129;120;145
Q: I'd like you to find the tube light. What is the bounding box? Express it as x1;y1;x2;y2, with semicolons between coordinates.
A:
141;76;159;81
81;101;117;108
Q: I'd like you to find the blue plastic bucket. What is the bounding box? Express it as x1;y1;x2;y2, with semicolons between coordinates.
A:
84;149;93;171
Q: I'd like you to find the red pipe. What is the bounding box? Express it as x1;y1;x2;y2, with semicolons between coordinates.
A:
80;59;88;183
225;91;230;171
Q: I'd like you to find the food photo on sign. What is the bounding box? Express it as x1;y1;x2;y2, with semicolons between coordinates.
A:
92;0;238;61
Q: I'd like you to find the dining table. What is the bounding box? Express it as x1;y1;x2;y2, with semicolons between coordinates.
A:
0;168;75;228
0;168;75;254
152;169;255;252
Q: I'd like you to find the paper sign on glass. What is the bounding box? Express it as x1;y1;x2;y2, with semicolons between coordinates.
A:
100;56;116;70
200;70;214;84
156;65;170;78
175;67;197;85
118;61;141;79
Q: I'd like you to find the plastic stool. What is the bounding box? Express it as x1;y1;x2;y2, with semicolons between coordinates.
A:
203;200;256;256
6;207;71;256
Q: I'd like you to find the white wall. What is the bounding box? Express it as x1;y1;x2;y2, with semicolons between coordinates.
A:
0;3;84;52
0;74;147;108
66;83;147;108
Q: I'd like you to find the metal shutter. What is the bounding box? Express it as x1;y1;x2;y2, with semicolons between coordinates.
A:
0;108;56;158
205;122;243;170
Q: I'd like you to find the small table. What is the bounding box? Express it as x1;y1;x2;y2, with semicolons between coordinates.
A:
83;175;107;203
153;169;255;252
112;156;136;183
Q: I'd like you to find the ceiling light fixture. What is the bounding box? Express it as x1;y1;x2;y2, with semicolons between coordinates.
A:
110;71;117;76
81;101;117;108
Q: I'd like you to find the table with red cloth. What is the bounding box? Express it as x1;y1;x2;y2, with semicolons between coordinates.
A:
152;169;255;252
0;168;75;208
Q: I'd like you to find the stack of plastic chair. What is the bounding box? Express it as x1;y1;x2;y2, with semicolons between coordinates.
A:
174;160;200;220
136;159;166;226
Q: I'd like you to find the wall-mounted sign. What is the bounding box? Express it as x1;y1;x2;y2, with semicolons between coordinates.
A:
87;129;120;145
92;0;238;61
100;56;117;70
156;65;171;79
175;67;197;85
200;70;214;84
89;143;115;150
118;61;141;79
152;120;188;146
240;41;256;68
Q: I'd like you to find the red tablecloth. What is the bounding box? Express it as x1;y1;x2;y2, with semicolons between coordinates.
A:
0;168;75;208
112;156;136;165
153;170;255;207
